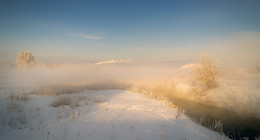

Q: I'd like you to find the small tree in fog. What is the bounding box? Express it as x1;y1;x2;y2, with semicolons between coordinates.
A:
16;51;36;67
196;55;218;88
193;55;218;96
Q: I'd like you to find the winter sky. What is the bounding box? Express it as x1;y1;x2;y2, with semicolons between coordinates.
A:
0;0;260;65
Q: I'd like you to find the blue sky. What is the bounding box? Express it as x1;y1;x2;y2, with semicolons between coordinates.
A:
0;0;260;63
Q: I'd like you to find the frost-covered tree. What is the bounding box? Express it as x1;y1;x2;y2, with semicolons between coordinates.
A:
196;55;218;88
16;51;36;67
193;54;218;96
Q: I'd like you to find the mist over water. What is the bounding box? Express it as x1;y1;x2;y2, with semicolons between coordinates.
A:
1;50;260;139
1;57;260;119
1;1;260;139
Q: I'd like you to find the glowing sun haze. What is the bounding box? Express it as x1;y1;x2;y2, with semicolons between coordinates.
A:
0;0;260;67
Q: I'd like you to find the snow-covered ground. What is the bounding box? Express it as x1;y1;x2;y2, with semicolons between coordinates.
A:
0;90;227;140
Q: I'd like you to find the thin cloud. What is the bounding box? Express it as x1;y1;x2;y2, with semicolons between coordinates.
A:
72;33;102;40
180;63;197;69
95;59;132;65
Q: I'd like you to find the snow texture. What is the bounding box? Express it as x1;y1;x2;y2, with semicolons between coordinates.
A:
0;90;227;140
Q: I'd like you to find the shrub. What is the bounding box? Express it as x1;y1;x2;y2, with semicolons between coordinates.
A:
50;95;72;107
8;93;29;102
50;95;87;108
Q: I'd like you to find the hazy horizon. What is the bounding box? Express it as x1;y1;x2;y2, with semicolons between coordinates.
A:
1;1;260;139
1;0;260;68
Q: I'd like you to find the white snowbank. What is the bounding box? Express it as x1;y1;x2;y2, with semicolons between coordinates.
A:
0;90;227;140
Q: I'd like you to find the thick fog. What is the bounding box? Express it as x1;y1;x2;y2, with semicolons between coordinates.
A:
0;50;260;119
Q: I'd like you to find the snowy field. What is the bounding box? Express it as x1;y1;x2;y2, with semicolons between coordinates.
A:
0;90;227;140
